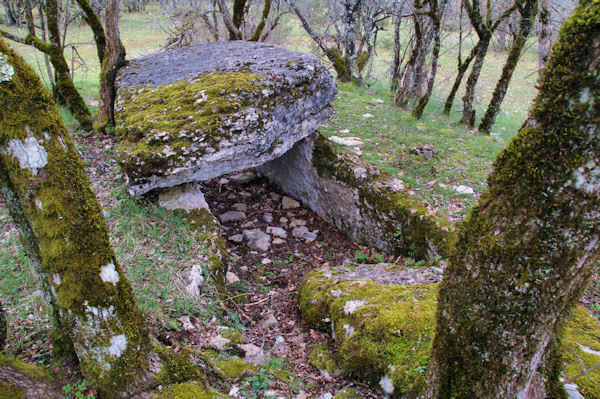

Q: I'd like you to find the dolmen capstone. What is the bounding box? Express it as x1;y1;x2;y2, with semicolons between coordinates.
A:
115;41;336;196
115;41;455;260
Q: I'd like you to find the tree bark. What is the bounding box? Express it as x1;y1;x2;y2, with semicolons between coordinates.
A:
413;0;444;119
75;0;107;65
95;0;126;133
0;37;154;395
479;0;538;134
0;301;5;350
425;1;600;396
459;35;490;127
538;0;551;75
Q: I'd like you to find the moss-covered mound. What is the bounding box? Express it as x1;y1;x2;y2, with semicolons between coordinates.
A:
298;264;600;398
115;41;337;196
260;133;456;260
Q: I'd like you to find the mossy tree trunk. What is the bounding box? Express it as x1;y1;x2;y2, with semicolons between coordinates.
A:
425;1;600;397
479;0;538;134
22;0;93;131
95;0;126;133
0;37;154;395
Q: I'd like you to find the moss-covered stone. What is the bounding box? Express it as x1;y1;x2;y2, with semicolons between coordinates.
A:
151;381;226;399
114;41;337;196
214;357;257;379
562;306;600;399
298;266;437;397
333;388;362;399
308;344;339;376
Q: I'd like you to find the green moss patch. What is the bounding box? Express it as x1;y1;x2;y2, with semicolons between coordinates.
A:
215;358;256;379
0;381;25;399
0;352;53;382
151;381;226;399
562;306;600;399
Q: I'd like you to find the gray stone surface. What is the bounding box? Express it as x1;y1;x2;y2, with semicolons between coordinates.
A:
243;228;271;251
115;41;336;195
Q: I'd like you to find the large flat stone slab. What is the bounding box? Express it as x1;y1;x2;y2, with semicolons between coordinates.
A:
115;41;336;195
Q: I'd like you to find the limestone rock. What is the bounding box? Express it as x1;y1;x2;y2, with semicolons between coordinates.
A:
266;226;287;238
259;132;455;260
209;335;231;351
453;185;475;195
219;211;246;223
282;196;300;209
158;182;209;211
292;226;318;242
226;271;240;284
410;145;438;159
243;228;271;251
238;343;265;366
329;136;364;156
115;41;337;195
229;171;257;184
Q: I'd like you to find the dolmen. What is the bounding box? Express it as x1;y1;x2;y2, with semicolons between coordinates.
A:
115;41;455;260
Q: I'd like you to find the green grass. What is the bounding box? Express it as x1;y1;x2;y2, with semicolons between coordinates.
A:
320;82;514;220
106;187;221;322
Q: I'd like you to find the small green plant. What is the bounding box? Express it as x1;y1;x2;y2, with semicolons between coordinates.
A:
283;256;294;265
241;369;274;396
325;251;333;260
414;365;427;374
393;230;402;238
354;250;370;262
62;379;97;399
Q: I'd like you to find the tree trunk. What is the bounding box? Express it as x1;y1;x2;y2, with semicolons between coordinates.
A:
425;1;600;397
75;0;107;65
0;301;5;350
459;34;490;127
395;11;425;107
413;0;443;119
538;0;551;75
95;0;126;133
24;0;93;131
341;0;362;84
0;37;154;395
390;11;404;91
443;42;478;115
479;0;538;134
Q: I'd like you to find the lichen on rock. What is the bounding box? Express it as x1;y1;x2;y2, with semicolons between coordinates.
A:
115;41;337;196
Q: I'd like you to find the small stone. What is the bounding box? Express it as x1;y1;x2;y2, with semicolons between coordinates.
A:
289;219;306;228
564;383;584;399
272;335;286;352
282;196;300;209
270;192;281;201
226;271;240;284
339;129;350;134
453;185;475;195
185;264;204;297
266;226;287;238
229;172;256;184
362;113;374;118
219;211;246;223
158;183;210;211
239;343;265;366
241;220;255;228
218;178;229;185
379;374;394;394
243;229;271;251
272;238;286;245
209;335;230;351
263;213;274;223
319;393;333;399
261;258;272;265
329;136;364;155
177;315;194;331
410;145;438;159
228;234;244;243
261;314;277;329
240;265;249;272
279;217;288;224
292;226;317;242
372;98;385;104
232;203;247;212
228;385;240;398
